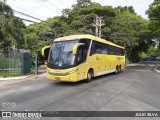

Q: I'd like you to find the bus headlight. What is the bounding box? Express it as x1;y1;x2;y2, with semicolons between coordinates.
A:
47;68;78;76
65;68;78;75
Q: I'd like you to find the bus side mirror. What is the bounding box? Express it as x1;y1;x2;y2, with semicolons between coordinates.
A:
42;46;51;57
72;43;85;55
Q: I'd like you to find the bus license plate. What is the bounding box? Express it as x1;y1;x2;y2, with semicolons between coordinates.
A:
55;77;60;80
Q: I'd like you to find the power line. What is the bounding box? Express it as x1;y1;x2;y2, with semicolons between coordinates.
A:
0;13;38;23
13;10;53;26
36;1;54;11
12;10;51;26
55;0;70;8
1;14;55;43
46;1;62;11
7;1;63;24
18;16;52;27
2;2;58;26
9;4;47;20
18;17;38;23
13;9;43;22
35;1;61;14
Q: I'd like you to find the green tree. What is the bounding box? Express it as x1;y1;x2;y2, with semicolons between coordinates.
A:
24;22;52;54
0;2;25;49
0;1;13;48
156;48;160;57
110;11;148;57
115;6;136;14
24;0;150;63
24;33;39;53
138;52;147;61
77;0;92;8
147;0;160;20
25;0;116;53
147;45;157;56
146;0;160;39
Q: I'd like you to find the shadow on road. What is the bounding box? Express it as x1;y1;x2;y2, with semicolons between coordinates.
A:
52;71;121;87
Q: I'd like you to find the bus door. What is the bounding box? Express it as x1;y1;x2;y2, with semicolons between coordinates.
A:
75;39;91;80
75;45;85;80
89;40;102;76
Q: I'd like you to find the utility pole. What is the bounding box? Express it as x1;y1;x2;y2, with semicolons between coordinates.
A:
99;17;103;38
93;15;105;38
93;15;99;37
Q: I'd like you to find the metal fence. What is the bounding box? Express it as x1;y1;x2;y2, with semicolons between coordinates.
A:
0;48;31;77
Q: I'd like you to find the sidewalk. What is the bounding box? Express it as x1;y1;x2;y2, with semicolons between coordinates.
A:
0;74;42;86
0;65;47;81
0;74;34;81
156;65;160;71
154;63;160;73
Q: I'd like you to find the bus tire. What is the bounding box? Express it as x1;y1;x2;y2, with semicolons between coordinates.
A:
115;66;119;74
85;70;93;83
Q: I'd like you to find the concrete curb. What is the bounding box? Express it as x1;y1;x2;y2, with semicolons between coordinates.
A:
126;62;160;74
126;63;144;67
0;74;34;81
154;64;160;73
126;63;155;67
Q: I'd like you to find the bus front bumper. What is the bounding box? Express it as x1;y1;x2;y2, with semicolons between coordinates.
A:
46;72;78;82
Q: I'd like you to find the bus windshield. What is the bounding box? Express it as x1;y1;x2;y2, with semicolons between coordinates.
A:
48;40;78;69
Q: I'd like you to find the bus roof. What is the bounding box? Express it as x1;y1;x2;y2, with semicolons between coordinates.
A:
54;34;124;49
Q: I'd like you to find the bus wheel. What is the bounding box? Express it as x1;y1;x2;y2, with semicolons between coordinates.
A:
115;66;119;74
85;70;93;83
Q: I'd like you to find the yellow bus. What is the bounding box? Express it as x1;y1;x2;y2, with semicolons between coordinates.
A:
42;35;125;82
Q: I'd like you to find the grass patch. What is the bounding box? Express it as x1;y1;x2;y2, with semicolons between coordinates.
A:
0;70;43;78
0;71;33;78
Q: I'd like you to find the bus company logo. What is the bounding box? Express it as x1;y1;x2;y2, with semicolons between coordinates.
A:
2;111;12;118
1;110;42;119
96;56;99;61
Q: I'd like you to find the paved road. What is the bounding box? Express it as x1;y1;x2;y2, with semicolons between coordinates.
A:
0;63;160;120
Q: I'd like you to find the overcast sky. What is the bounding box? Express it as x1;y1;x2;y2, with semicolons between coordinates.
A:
7;0;154;25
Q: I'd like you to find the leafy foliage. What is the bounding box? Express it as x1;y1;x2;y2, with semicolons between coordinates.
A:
0;2;25;49
138;52;147;61
147;45;157;56
1;0;158;63
109;7;150;60
24;0;154;62
156;48;160;57
25;0;116;55
146;0;160;38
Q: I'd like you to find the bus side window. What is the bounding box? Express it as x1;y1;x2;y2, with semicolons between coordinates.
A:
105;44;109;54
120;48;124;56
116;48;120;55
110;46;115;55
101;43;109;54
98;43;104;54
108;45;112;55
113;46;116;55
